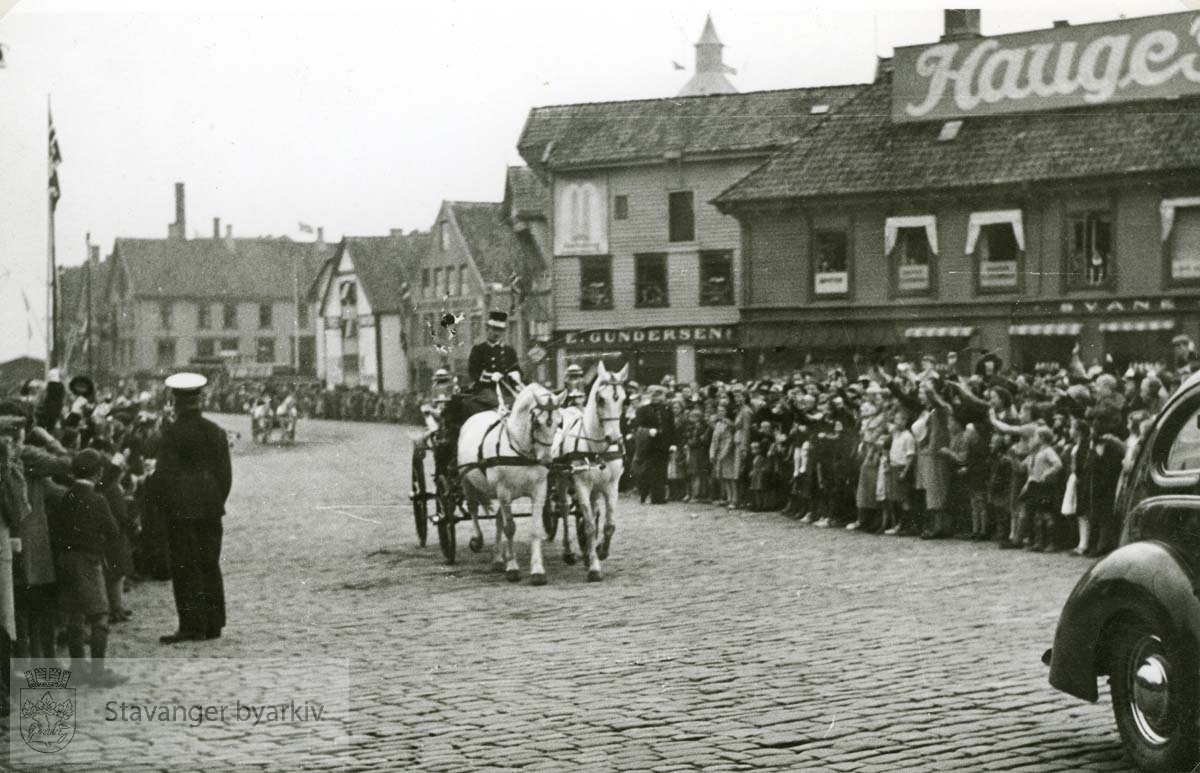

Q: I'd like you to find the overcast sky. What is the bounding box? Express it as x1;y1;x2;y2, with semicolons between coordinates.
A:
0;0;1192;365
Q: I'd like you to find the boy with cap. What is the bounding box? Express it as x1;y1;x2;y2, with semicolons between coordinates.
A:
56;448;127;686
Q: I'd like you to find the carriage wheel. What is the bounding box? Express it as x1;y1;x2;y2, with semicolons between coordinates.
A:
411;452;429;547
434;475;457;564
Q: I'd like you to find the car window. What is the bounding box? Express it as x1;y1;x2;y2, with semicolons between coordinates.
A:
1166;408;1200;472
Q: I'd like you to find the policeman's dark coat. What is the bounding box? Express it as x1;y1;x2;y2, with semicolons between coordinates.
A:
151;412;232;519
467;341;521;386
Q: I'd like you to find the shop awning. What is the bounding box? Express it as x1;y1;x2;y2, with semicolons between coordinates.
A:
1098;319;1176;333
1008;323;1082;336
904;326;974;338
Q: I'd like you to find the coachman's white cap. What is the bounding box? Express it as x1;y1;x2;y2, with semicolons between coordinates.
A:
165;372;207;392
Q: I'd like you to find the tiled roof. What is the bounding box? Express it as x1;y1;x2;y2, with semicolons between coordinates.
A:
716;76;1200;204
502;166;549;221
342;232;429;314
447;202;539;285
112;237;336;302
518;84;866;170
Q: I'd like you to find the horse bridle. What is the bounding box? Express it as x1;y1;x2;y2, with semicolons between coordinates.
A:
505;394;559;458
567;381;626;447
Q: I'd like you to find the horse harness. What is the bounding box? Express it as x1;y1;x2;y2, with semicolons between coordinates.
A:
457;402;557;476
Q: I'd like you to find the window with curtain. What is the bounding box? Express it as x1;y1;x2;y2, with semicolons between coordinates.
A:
1171;206;1200;282
813;230;849;296
892;227;932;293
699;250;734;305
976;222;1021;290
1066;211;1113;289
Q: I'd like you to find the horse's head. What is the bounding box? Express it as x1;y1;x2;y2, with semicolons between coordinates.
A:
590;361;630;444
522;386;565;457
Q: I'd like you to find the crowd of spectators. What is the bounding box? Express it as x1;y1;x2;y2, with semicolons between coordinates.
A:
617;335;1200;560
0;369;177;703
201;381;424;425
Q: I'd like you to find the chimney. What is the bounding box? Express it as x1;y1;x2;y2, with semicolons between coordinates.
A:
317;227;324;244
89;244;100;265
213;217;221;239
224;224;235;251
941;9;981;41
1053;20;1070;28
389;228;404;238
169;182;187;239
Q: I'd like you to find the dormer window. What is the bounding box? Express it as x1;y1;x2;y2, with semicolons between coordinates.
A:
439;222;451;251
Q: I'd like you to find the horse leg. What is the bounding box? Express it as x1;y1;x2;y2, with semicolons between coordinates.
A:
468;496;485;554
598;479;617;561
575;479;602;582
497;489;520;582
491;505;505;572
559;476;576;565
528;477;548;586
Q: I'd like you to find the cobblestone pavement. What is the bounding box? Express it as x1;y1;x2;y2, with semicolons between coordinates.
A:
15;416;1142;772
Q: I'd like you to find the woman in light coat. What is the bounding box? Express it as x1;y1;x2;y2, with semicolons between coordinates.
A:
710;403;738;509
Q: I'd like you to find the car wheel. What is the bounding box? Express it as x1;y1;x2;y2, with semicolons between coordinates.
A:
1109;617;1198;773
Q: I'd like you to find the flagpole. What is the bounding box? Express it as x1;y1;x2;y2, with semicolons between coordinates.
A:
47;95;57;374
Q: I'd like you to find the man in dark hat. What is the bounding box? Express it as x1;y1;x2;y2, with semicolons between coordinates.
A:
467;311;523;405
149;373;231;644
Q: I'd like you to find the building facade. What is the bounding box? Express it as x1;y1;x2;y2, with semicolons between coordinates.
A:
518;25;862;384
102;184;332;379
316;232;427;393
715;10;1200;376
409;195;546;393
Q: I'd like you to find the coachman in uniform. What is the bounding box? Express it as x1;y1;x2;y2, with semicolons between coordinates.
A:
151;373;231;644
467;311;523;406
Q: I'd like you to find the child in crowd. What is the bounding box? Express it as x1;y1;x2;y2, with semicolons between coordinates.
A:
748;442;768;511
882;412;914;535
1022;426;1063;551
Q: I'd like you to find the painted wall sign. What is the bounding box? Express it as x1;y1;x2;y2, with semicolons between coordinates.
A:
561;325;738;349
893;11;1200;123
554;178;608;256
1016;296;1195;316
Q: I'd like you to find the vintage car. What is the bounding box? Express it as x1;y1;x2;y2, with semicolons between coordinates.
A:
1047;370;1200;772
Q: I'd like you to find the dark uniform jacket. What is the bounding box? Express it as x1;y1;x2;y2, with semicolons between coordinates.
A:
150;411;232;520
467;341;521;392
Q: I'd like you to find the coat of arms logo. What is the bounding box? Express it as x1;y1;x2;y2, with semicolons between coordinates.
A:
19;667;75;753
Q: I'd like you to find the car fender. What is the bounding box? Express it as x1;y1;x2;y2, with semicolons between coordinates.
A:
1048;540;1200;702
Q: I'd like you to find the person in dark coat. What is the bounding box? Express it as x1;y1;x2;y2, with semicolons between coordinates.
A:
633;386;674;504
467;311;523;406
56;448;127;686
150;373;232;644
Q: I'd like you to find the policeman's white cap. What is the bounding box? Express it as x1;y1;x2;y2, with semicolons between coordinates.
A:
165;372;207;392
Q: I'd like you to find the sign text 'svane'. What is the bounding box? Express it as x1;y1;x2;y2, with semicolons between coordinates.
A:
892;12;1200;122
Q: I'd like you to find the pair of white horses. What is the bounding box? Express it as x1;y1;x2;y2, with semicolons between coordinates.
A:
456;362;629;585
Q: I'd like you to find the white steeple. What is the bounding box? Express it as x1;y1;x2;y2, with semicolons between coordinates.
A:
677;14;738;97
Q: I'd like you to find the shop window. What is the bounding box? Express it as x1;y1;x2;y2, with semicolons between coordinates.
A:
258;303;273;329
891;227;933;294
159;302;173;330
813;230;849;297
223;303;238;329
634;349;675;386
256;337;275;364
579;256;613;310
197;303;211;329
342;353;359;374
699;250;734;306
635;253;669;308
196;338;215;358
1066;211;1113;289
156;338;176;366
613;195;628;221
668;191;695;243
1170;205;1200;282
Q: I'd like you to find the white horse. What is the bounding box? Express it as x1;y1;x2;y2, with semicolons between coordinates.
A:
553;362;629;582
457;383;565;585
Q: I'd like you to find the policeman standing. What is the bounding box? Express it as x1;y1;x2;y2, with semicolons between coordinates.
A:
562;363;586;409
467;311;523;405
151;373;232;644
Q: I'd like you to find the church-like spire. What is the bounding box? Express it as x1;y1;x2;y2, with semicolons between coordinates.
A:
678;14;738;97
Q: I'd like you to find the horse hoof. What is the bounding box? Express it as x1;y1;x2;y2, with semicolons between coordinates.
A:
587;570;602;583
563;552;576;565
506;569;521;583
530;573;547;586
468;536;483;553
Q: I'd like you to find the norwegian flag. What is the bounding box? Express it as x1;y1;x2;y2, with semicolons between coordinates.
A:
48;108;63;211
